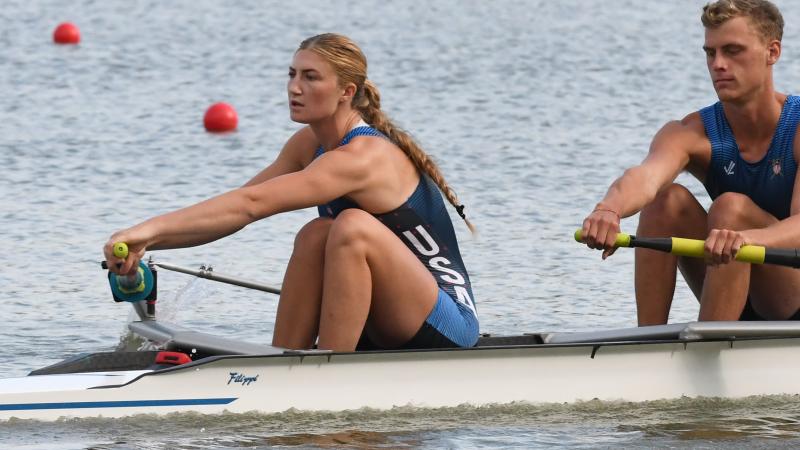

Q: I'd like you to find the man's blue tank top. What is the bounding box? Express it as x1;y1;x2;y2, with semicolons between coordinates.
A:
700;96;800;219
313;126;477;317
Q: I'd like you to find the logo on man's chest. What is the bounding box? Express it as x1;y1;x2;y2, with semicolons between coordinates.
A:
771;158;783;178
723;160;735;175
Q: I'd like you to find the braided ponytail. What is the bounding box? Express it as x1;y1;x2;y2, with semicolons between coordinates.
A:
299;33;475;233
357;81;475;233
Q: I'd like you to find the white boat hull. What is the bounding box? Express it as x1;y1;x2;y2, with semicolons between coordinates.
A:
2;331;799;421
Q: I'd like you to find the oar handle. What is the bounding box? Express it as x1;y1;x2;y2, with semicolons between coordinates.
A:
113;242;129;259
574;229;768;264
100;242;129;270
669;237;766;264
573;230;631;247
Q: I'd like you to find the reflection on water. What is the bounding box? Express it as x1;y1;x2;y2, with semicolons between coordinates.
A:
619;397;800;443
4;396;800;448
264;430;421;448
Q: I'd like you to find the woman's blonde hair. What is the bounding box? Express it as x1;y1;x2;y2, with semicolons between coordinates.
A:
298;33;475;233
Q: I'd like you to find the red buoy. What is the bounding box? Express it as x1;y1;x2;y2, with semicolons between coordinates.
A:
204;102;238;132
53;22;80;45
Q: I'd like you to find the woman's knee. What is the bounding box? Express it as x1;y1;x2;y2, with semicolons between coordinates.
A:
326;209;377;252
293;217;333;252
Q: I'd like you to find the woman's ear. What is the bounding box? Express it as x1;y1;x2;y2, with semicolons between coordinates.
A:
340;83;357;103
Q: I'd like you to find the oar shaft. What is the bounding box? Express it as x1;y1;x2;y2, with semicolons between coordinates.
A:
109;241;283;295
153;261;282;295
574;229;800;268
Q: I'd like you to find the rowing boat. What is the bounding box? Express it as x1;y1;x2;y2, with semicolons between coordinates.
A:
4;310;800;421
3;237;800;421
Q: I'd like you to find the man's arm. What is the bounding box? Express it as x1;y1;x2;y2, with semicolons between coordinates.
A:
580;116;703;256
713;135;800;252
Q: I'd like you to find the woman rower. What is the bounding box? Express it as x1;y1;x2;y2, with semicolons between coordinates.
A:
103;33;479;351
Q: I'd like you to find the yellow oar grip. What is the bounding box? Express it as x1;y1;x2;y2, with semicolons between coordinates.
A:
670;238;705;258
573;229;631;247
575;229;769;264
734;245;766;264
113;242;129;259
669;237;766;263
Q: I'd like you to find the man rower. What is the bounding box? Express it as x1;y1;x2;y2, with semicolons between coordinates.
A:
579;0;800;324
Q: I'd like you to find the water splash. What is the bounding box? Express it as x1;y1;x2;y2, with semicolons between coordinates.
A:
156;274;215;323
113;276;215;352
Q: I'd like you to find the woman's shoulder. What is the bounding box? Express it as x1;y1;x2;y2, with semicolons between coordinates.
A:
335;132;398;172
285;126;321;168
340;126;394;153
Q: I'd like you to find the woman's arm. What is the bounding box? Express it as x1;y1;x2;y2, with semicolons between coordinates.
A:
242;126;318;187
104;139;377;274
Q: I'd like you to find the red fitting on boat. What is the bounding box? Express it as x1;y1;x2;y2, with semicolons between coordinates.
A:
155;351;192;366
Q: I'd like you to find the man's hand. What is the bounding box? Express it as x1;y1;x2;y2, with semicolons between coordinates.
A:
704;228;753;265
580;208;621;259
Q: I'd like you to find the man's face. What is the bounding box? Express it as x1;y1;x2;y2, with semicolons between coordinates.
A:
703;16;779;103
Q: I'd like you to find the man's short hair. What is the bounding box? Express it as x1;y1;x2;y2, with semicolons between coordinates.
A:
702;0;783;42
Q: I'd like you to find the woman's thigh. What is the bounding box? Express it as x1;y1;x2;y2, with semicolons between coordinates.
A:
325;209;442;347
272;217;333;348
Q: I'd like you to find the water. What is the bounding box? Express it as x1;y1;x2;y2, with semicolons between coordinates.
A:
2;0;800;447
5;397;800;448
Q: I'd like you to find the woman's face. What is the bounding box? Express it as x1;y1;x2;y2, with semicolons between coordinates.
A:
287;49;346;123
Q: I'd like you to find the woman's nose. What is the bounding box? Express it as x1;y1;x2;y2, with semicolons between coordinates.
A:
287;77;301;94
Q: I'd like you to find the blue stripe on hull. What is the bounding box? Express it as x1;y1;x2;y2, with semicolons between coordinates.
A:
0;397;237;411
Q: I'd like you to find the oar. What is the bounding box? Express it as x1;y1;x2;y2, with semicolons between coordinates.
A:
152;261;282;295
108;243;282;295
573;230;800;268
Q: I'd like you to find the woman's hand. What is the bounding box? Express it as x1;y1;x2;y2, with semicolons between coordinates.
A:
103;231;147;276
